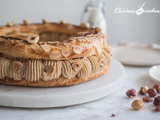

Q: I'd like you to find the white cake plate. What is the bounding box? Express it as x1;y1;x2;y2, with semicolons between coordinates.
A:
148;65;160;83
112;46;160;66
0;59;125;108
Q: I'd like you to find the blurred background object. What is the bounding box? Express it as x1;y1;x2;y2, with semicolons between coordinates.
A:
0;0;160;45
81;0;107;34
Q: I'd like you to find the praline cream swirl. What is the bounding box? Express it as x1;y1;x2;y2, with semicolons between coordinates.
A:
0;47;111;82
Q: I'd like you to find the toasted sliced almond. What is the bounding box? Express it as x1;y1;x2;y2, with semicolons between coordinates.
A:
85;37;92;42
12;61;23;73
23;19;29;25
77;37;85;42
96;46;102;54
77;31;89;36
62;47;71;57
42;19;48;24
44;65;55;75
28;35;39;44
40;44;51;52
63;43;70;47
31;43;42;53
49;51;61;59
80;22;90;28
73;46;82;54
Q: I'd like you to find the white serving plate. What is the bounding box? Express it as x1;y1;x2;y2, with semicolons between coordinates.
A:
149;65;160;83
112;46;160;66
0;59;125;108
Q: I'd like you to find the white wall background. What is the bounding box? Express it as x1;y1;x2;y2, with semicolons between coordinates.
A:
0;0;160;44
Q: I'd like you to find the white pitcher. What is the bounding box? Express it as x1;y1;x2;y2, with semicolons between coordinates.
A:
81;0;107;35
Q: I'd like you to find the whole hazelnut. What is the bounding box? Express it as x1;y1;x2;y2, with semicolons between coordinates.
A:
23;19;29;25
80;22;90;28
155;106;160;112
7;21;14;27
28;35;39;44
147;88;157;98
139;86;149;95
126;89;136;98
59;20;66;24
131;99;144;110
142;96;153;102
153;96;160;106
153;84;160;93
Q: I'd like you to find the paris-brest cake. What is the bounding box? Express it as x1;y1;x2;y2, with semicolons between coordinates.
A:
0;20;112;87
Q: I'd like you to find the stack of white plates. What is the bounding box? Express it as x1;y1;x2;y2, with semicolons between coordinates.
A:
113;45;160;83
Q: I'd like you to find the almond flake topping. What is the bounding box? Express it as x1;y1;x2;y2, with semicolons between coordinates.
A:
40;44;51;52
31;43;42;53
73;46;83;54
62;47;71;57
49;51;61;59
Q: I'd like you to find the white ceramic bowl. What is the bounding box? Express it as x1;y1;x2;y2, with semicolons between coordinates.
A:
149;65;160;83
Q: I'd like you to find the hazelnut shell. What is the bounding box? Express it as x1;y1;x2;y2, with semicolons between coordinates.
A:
147;88;157;98
153;96;160;106
126;89;136;98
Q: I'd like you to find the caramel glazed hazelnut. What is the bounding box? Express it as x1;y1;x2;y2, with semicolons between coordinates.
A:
0;20;112;87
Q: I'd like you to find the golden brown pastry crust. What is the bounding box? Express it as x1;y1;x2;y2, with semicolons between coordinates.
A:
0;20;112;87
0;34;105;60
0;65;110;87
0;22;106;60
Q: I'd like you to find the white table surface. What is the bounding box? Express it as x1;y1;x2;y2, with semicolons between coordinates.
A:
0;65;159;120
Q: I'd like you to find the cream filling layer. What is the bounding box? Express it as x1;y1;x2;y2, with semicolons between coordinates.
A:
0;48;111;81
